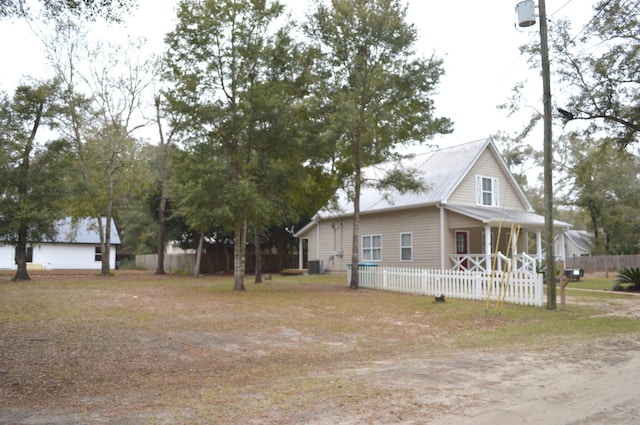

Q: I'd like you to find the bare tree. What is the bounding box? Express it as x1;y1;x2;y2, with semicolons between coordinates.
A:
44;19;155;275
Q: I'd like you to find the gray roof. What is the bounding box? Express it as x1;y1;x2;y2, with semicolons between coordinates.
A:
295;138;570;237
50;217;121;245
445;204;571;229
557;229;592;253
320;138;531;216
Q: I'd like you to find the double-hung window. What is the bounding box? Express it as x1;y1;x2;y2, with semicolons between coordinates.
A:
476;175;499;207
14;246;33;263
95;246;102;262
400;233;412;261
362;235;382;261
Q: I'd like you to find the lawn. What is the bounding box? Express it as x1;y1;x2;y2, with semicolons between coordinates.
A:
565;273;618;291
1;270;639;424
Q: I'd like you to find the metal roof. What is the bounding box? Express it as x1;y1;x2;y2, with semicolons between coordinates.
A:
294;138;562;237
50;217;121;245
319;137;531;217
444;204;571;229
557;229;592;253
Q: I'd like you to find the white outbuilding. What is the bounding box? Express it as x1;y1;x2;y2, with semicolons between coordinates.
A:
0;217;120;270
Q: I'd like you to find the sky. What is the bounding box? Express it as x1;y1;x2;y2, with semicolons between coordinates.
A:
0;0;595;151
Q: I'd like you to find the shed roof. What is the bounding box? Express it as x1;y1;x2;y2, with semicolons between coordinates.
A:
49;217;121;245
558;229;592;254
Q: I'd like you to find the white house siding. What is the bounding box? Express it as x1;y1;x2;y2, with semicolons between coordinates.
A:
448;149;527;211
0;246;15;269
0;243;116;270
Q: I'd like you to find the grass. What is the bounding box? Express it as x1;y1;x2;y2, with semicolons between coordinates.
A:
567;275;618;291
1;270;640;424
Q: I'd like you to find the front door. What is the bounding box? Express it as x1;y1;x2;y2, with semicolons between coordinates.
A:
456;231;469;270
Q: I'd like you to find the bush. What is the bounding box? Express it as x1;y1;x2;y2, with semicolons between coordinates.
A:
614;267;640;292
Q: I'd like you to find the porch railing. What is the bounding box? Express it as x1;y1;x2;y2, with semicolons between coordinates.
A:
348;266;544;307
449;253;537;274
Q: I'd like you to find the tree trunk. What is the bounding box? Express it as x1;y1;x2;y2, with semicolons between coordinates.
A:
194;231;204;277
98;215;109;276
156;195;167;275
13;225;31;281
101;173;115;276
13;101;41;282
155;95;168;275
254;222;262;283
103;216;112;276
234;220;247;291
350;133;362;290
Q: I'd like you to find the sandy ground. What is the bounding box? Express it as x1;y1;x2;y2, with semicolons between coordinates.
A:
364;335;640;425
309;295;640;425
2;274;640;424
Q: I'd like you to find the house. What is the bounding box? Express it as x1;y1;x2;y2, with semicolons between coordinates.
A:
0;217;121;270
295;137;571;274
556;229;592;258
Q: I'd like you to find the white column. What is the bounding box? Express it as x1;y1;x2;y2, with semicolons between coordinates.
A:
439;205;445;270
316;221;321;260
558;230;566;261
485;224;492;272
298;238;304;269
536;230;543;261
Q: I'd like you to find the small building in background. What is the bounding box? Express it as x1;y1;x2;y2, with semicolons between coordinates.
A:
0;217;120;270
556;229;592;258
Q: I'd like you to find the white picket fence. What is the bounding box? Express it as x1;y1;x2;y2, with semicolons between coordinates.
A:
348;266;544;307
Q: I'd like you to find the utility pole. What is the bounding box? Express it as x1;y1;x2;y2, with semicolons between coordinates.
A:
539;0;556;310
515;0;556;309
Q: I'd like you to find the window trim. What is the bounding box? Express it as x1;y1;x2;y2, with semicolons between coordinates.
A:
362;234;382;262
95;246;102;262
400;232;413;262
476;175;500;207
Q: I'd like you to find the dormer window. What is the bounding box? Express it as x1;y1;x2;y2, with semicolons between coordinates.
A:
476;175;499;207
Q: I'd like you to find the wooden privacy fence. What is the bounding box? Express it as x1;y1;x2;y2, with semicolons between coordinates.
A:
565;255;640;273
136;252;300;275
349;266;544;307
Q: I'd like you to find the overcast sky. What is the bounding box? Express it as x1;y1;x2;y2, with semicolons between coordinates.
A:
0;0;594;151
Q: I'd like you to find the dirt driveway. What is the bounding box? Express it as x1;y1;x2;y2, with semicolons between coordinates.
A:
326;333;640;425
1;273;640;424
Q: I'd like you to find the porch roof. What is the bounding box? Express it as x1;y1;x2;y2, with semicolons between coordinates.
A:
445;204;571;229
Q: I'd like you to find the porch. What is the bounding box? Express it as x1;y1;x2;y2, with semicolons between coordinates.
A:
441;204;571;275
449;252;538;275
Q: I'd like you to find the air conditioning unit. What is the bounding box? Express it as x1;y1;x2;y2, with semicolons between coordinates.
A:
308;260;322;275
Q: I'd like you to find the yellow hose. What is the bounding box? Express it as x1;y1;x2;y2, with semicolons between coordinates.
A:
496;224;521;314
485;218;503;315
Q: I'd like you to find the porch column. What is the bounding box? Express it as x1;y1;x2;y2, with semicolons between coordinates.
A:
511;229;518;257
439;205;445;270
298;238;304;269
536;230;542;261
558;229;566;261
485;224;491;270
316;221;321;261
